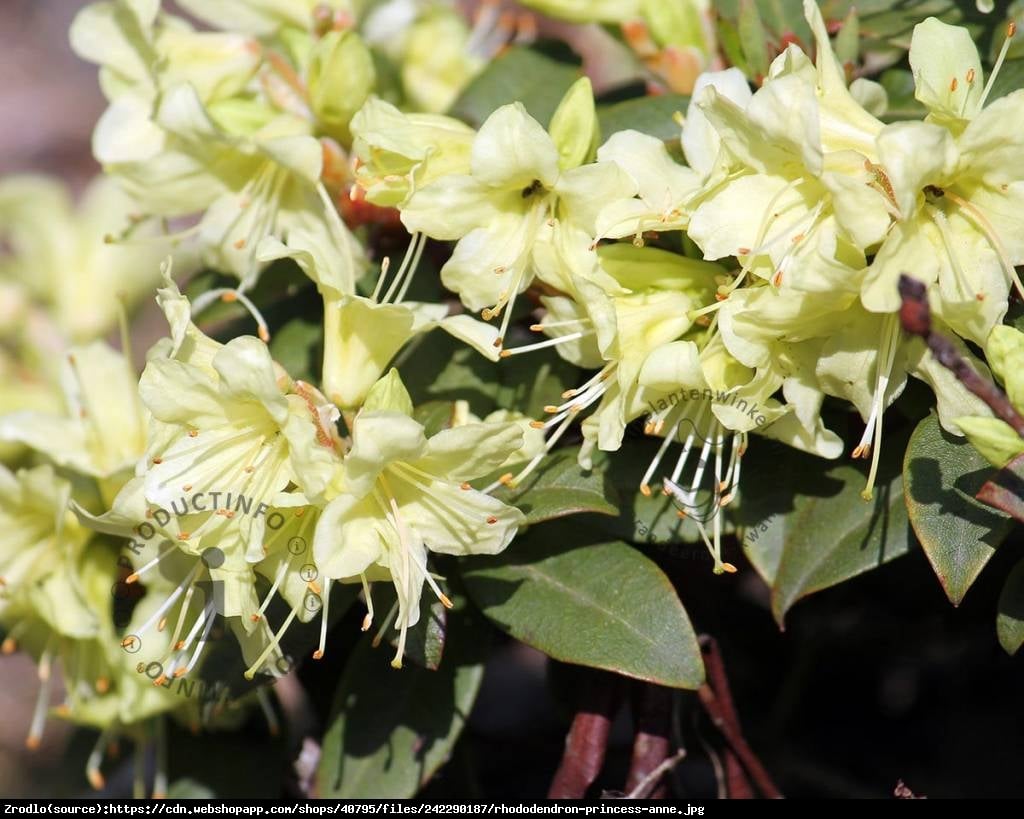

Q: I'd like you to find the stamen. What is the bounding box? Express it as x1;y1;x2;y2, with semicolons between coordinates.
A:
313;578;332;659
26;644;54;750
943;190;1024;300
499;330;590;357
382;232;426;305
370;256;391;302
257;688;280;737
979;22;1016;108
191;287;271;342
86;726;115;790
860;314;899;500
244;596;303;680
153;717;168;799
360;573;374;631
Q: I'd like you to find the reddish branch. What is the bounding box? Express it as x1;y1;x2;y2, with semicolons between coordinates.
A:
898;275;1024;436
697;636;782;799
548;672;623;798
624;683;673;798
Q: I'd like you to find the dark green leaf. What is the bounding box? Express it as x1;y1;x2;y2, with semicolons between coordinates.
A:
997;558;1024;655
412;401;458;437
317;607;489;798
879;69;927;122
270;317;321;383
597;94;690;144
401;332;579;419
488;449;619;525
904;413;1013;605
986;58;1024;104
732;430;913;624
461;534;704;688
449;47;581;128
738;0;771;79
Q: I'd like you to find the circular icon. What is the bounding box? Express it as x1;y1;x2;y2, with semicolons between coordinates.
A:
299;564;319;582
287;536;307;556
201;547;225;569
304;592;323;613
120;634;142;654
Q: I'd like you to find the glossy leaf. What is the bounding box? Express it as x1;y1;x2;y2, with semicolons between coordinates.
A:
270;317;321;384
597;94;689;144
461;533;704;689
905;414;1013;605
450;47;581;128
733;433;913;624
488;449;619;525
317;608;488;798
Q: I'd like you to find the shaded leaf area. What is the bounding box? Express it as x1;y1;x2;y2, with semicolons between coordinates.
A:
450;46;581;128
486;449;619;525
460;527;704;689
317;606;489;798
988;58;1024;104
733;429;914;626
411;400;461;437
401;330;579;419
904;413;1012;605
978;452;1024;524
597;94;689;144
373;581;448;671
996;557;1024;655
879;68;927;120
195;582;359;702
185;260;319;343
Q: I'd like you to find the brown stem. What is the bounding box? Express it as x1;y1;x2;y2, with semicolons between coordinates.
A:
898;275;1024;437
624;683;673;798
697;636;782;799
548;671;622;798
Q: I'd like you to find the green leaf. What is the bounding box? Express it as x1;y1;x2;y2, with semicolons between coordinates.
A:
412;401;458;437
904;413;1013;605
449;47;581;128
878;69;927;121
270;317;321;383
733;430;913;625
986;58;1024;105
833;6;860;67
738;0;771;79
597;94;690;144
488;448;619;525
997;558;1024;655
317;607;488;798
461;532;704;688
401;332;579;419
584;439;738;547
